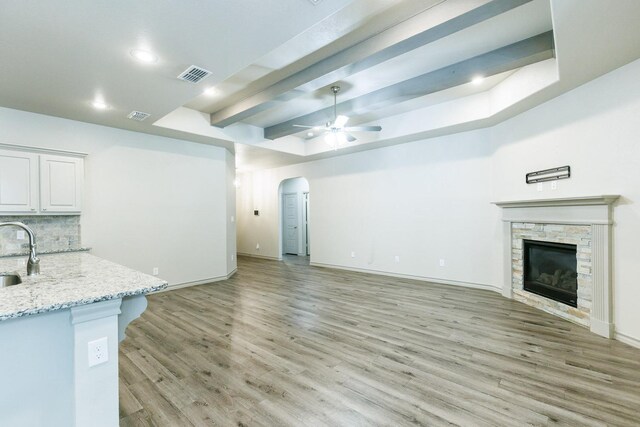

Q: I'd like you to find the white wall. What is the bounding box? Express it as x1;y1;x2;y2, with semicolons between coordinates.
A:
0;107;235;286
490;57;640;345
237;130;498;289
226;150;238;273
237;57;640;345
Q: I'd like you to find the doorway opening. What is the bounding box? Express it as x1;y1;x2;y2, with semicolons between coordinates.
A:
278;177;310;260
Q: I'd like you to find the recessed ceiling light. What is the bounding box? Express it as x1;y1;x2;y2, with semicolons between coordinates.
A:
130;49;158;64
471;75;484;85
92;101;108;110
307;132;314;137
203;87;217;96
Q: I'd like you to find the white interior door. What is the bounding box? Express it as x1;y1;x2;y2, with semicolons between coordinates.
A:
283;193;298;255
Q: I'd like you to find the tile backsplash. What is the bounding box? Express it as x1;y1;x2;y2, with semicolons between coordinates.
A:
0;216;81;256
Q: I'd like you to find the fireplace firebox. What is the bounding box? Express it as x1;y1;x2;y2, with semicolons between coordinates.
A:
523;240;578;307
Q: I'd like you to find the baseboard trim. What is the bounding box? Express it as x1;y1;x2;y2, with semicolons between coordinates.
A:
309;262;501;293
237;252;282;261
615;331;640;349
155;269;238;293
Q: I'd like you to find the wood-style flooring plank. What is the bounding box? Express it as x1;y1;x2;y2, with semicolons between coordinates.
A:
120;255;640;426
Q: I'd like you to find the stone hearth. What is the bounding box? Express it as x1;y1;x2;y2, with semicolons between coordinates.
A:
494;195;619;338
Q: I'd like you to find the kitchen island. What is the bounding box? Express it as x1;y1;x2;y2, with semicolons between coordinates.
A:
0;252;166;427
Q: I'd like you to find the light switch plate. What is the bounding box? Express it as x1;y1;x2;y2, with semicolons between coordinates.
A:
16;230;25;240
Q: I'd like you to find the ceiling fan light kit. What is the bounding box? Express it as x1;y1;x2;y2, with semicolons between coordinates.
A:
293;85;381;149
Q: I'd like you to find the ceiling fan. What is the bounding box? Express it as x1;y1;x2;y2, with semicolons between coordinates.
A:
293;85;381;148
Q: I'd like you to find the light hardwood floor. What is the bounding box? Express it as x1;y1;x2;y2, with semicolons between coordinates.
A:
119;256;640;426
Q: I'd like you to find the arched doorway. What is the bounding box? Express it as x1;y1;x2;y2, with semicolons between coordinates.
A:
278;177;310;259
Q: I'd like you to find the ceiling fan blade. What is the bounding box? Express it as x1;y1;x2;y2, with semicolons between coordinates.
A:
334;115;349;128
292;124;315;128
345;133;357;143
343;125;382;132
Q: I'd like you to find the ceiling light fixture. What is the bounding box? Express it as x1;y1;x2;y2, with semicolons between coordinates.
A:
292;86;381;148
203;87;217;96
91;100;108;110
471;75;484;85
130;49;158;64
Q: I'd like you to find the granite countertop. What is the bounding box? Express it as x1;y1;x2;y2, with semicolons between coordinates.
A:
0;252;167;321
0;247;92;259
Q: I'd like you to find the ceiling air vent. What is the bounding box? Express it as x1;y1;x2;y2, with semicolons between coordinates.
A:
127;111;151;121
177;65;212;83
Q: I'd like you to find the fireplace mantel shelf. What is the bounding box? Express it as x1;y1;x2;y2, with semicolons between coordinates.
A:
492;195;620;209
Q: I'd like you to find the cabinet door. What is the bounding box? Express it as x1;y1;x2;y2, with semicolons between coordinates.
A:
0;149;39;213
40;154;84;213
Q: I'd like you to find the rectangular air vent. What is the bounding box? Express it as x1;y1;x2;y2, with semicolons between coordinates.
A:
177;65;212;83
127;111;151;121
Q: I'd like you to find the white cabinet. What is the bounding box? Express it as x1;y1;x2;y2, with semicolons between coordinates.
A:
0;149;39;213
40;154;83;213
0;148;84;215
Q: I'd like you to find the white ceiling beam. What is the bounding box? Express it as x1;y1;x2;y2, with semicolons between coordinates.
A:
264;31;554;140
210;0;533;128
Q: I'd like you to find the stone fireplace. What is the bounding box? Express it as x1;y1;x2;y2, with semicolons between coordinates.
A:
494;195;619;338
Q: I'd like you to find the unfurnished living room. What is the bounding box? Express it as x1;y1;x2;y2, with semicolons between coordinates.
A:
1;0;640;426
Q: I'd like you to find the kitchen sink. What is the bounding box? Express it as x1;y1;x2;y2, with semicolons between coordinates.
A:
0;274;22;287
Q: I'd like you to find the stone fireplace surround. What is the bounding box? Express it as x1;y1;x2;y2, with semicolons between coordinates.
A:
494;195;619;339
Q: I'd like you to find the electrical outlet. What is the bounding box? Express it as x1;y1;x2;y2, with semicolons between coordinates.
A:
16;230;26;240
537;183;543;192
551;181;558;190
439;259;445;267
88;337;109;367
256;243;260;250
152;267;159;276
394;255;400;263
231;253;235;261
351;251;356;258
230;215;235;223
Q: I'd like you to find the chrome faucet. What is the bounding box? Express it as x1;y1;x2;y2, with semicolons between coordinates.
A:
0;222;40;275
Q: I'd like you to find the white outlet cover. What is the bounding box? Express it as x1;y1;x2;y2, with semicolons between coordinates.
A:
537;183;543;192
16;230;26;240
351;251;355;258
88;337;109;367
439;259;445;267
394;256;400;263
551;181;558;190
152;267;159;276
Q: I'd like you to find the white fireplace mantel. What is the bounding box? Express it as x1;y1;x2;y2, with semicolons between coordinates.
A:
493;195;620;339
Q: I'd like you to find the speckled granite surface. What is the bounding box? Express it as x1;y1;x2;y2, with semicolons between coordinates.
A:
0;247;91;259
0;252;167;321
